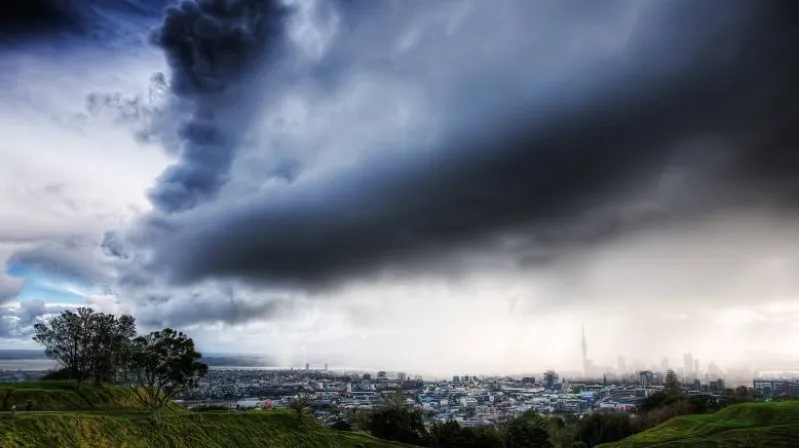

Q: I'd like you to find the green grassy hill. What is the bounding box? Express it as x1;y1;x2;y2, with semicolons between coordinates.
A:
0;382;411;447
0;411;411;448
600;401;799;448
0;381;144;412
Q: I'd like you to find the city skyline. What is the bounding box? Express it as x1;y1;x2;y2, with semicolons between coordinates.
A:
2;324;797;381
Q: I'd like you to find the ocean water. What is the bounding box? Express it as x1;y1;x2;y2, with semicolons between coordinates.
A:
0;359;58;371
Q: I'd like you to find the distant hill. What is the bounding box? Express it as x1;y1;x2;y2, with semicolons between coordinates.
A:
600;400;799;448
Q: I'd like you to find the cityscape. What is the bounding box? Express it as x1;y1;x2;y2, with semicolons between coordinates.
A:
2;325;796;430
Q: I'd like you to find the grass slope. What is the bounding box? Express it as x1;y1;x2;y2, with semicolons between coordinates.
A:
0;381;144;412
600;401;799;448
0;411;412;448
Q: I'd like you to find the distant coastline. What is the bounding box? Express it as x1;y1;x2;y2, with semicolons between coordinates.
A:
0;359;57;370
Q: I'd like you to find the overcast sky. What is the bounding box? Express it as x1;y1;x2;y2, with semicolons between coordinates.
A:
1;0;798;376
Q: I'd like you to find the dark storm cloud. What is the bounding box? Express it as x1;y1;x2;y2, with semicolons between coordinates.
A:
146;0;290;213
134;0;799;289
0;0;170;42
136;292;287;328
0;0;78;40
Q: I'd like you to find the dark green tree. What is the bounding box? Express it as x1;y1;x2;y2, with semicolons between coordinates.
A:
331;419;352;431
124;328;208;417
664;369;681;394
32;307;97;386
430;420;470;447
639;391;677;412
430;420;503;448
88;313;136;384
470;426;505;448
572;413;642;447
367;404;429;446
504;414;552;448
734;386;752;402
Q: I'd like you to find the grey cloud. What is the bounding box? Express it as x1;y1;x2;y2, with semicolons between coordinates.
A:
8;237;110;285
0;248;25;304
100;231;129;260
146;0;291;213
129;282;291;329
0;274;24;304
0;299;71;339
129;0;798;291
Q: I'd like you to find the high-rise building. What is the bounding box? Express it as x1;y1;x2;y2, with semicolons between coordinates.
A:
581;324;589;376
639;370;654;389
544;370;558;390
377;371;387;381
684;353;694;378
397;372;407;382
452;375;460;384
305;363;310;371
618;356;627;373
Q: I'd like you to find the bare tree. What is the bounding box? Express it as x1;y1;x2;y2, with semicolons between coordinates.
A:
290;392;315;423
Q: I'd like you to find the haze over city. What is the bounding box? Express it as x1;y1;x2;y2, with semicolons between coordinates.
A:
1;0;798;377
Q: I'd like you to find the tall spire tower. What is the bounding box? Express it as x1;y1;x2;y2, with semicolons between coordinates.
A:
581;323;588;376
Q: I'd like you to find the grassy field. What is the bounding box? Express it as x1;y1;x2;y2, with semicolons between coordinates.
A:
600;401;799;448
0;411;412;448
0;382;412;447
0;381;145;412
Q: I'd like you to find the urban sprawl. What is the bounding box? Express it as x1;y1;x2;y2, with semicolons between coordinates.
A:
1;328;796;428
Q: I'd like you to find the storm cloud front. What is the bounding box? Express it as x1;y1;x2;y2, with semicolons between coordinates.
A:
2;0;799;371
121;0;799;290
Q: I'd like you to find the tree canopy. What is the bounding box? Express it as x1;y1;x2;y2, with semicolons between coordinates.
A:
32;308;207;415
32;307;135;386
504;413;553;448
664;370;681;394
367;402;429;446
123;328;208;414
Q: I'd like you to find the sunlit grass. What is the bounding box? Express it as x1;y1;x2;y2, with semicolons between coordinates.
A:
600;401;799;448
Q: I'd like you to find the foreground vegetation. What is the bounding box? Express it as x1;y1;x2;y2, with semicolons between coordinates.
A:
599;401;799;448
0;381;144;412
1;380;795;447
0;410;412;448
32;307;207;415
